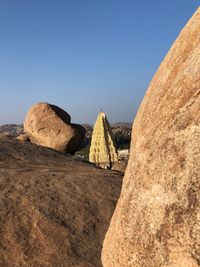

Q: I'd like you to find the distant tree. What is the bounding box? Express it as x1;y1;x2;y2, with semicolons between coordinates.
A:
114;132;131;150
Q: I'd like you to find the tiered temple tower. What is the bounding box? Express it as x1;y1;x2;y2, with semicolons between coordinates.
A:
89;111;118;169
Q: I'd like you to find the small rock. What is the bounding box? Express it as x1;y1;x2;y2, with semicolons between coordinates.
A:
16;133;29;142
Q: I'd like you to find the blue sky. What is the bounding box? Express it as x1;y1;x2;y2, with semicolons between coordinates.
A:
0;1;198;125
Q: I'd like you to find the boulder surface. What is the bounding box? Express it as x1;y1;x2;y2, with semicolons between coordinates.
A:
102;7;200;267
24;102;85;154
0;135;122;267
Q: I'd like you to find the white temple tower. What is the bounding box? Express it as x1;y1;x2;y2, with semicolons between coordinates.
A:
89;111;118;169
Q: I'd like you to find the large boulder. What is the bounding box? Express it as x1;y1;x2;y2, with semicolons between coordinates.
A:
102;8;200;267
24;102;85;154
0;135;122;267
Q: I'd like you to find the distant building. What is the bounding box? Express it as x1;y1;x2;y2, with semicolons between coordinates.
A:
89;111;118;169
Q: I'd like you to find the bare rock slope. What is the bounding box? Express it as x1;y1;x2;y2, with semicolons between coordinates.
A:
102;7;200;267
0;135;122;267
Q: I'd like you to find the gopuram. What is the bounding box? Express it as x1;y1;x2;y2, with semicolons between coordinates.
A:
89;111;118;169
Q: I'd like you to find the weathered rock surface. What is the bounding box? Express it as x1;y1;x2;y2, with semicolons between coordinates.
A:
102;8;200;267
16;133;30;142
111;160;127;173
24;102;86;154
0;135;122;267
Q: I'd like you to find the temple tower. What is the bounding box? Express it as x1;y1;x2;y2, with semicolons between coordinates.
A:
89;111;118;169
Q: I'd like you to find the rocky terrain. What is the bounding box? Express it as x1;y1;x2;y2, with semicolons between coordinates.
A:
0;135;122;267
2;8;199;267
0;124;24;137
0;123;131;137
0;122;131;160
102;7;200;267
0;122;131;144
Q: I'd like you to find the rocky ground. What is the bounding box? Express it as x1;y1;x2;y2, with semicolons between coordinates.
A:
0;123;131;162
0;135;122;267
0;124;24;137
0;123;131;138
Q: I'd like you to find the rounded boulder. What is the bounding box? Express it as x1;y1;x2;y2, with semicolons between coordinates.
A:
24;102;85;154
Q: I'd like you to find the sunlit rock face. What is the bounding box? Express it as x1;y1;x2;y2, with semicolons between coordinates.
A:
0;135;122;267
102;7;200;267
89;111;118;169
24;102;85;154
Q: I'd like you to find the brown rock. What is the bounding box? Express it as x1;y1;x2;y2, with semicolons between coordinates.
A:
102;8;200;267
0;135;122;267
16;133;30;142
111;160;127;173
24;102;85;154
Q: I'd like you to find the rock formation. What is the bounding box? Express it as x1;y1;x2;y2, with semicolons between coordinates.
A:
102;7;200;267
89;111;118;169
16;133;30;142
24;102;85;154
0;135;122;267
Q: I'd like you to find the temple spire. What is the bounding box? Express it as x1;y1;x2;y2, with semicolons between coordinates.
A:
89;111;118;169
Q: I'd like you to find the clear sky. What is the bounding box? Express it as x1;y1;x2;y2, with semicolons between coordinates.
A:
0;1;199;125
